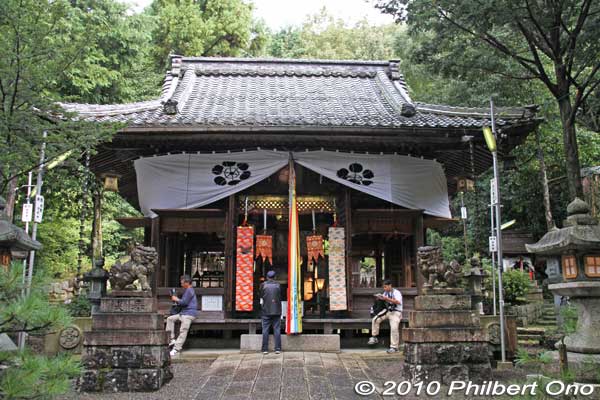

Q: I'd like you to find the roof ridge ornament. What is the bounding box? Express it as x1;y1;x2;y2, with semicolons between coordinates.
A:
163;99;178;115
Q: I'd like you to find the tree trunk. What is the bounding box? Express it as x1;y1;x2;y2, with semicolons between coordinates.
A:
557;95;583;200
534;128;554;230
4;176;18;223
91;188;103;261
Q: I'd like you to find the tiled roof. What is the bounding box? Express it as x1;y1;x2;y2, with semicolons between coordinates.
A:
59;57;539;131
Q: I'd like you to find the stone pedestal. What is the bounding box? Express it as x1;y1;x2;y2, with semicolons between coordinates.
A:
78;293;172;392
402;294;492;384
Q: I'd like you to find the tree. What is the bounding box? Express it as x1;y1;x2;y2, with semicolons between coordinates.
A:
0;0;119;220
268;8;402;60
148;0;264;70
376;0;600;200
0;265;79;399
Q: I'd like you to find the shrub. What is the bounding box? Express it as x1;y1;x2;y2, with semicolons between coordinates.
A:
65;295;91;317
502;269;531;304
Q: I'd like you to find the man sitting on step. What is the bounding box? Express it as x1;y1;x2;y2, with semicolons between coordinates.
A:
367;279;403;354
166;275;197;357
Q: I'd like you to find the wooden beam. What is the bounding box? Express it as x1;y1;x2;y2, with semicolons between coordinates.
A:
224;195;236;315
152;209;225;218
115;217;152;229
345;189;353;312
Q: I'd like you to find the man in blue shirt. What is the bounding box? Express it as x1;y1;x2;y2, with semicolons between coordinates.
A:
166;275;197;357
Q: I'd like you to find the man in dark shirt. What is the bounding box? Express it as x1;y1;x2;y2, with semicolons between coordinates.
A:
166;275;198;357
260;270;282;354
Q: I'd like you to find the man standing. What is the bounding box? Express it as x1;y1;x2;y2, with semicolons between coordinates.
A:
166;275;197;357
367;279;403;354
260;270;282;354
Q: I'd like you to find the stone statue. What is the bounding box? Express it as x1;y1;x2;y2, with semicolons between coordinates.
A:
417;246;463;289
109;245;157;292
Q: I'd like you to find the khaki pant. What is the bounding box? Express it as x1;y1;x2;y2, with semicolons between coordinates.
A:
166;314;195;351
371;310;402;349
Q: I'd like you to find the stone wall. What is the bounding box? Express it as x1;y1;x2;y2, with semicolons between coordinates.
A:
505;302;544;327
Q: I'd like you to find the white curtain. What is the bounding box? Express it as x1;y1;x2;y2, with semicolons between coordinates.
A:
293;150;451;218
134;150;451;218
134;151;288;217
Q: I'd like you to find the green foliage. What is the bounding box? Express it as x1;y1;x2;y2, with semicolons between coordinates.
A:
149;0;262;70
66;295;91;317
268;8;402;60
426;229;465;263
376;0;600;199
502;269;531;304
560;305;578;336
0;264;71;335
0;351;80;399
0;265;78;399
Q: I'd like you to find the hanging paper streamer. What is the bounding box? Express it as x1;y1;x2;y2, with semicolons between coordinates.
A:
235;226;254;311
328;227;347;311
286;160;302;334
306;235;324;263
256;235;272;263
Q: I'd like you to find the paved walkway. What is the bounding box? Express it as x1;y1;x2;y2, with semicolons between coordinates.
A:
67;350;403;400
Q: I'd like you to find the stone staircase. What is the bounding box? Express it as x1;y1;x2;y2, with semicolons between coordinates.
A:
516;302;557;348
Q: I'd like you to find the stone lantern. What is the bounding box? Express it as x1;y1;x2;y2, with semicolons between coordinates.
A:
526;198;600;382
464;257;486;315
0;197;41;270
82;257;109;313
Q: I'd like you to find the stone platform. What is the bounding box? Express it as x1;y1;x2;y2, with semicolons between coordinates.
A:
402;294;492;384
78;293;173;392
240;334;340;353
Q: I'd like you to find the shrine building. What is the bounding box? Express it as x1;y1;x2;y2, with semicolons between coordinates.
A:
61;56;541;341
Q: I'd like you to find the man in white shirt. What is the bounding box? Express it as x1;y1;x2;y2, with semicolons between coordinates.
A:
367;279;403;353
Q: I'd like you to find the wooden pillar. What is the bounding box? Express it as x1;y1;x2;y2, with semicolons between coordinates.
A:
414;212;425;295
143;227;151;246
344;189;353;311
375;241;383;288
151;217;160;293
224;195;236;315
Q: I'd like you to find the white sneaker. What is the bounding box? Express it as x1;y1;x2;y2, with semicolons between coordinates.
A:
170;349;179;357
367;337;379;345
262;351;269;355
275;350;281;354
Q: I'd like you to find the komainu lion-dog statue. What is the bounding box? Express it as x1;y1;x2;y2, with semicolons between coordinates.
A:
109;245;157;292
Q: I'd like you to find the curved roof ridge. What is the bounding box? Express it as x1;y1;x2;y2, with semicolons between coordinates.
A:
415;102;539;119
59;99;162;117
179;56;391;66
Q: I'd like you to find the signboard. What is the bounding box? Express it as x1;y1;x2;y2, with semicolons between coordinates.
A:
489;236;497;252
34;195;44;223
201;295;223;311
461;206;467;220
490;179;497;204
21;203;33;223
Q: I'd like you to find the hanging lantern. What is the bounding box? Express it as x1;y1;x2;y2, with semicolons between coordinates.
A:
456;176;475;193
304;277;314;301
101;172;121;192
316;277;326;292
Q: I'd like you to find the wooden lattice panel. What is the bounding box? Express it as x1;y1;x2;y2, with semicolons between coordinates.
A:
238;196;335;214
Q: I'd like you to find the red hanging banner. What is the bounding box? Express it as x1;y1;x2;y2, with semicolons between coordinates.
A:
306;235;324;263
235;226;254;311
255;235;273;263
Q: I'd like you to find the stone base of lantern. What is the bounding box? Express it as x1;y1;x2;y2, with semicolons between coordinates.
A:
78;293;172;392
402;294;492;384
542;352;600;384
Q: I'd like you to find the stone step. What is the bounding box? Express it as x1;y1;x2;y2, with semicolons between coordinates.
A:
517;327;546;335
518;339;541;347
517;334;542;341
240;334;340;353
